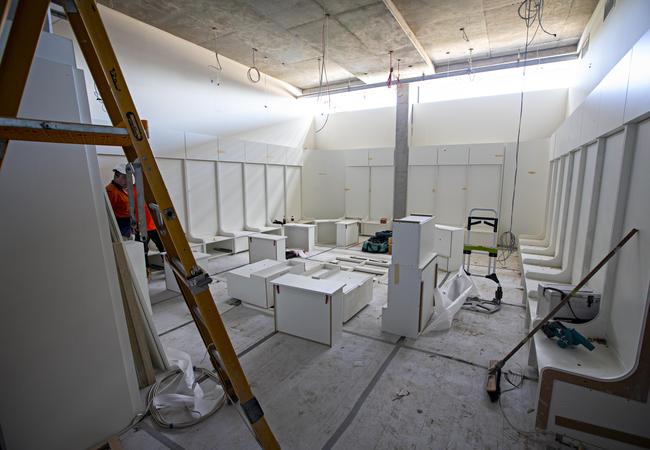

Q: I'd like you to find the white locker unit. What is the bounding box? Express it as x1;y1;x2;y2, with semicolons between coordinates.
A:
435;225;464;272
284;223;316;252
225;259;306;309
272;274;345;346
391;215;436;268
336;219;360;247
382;254;438;339
248;233;287;263
314;219;338;245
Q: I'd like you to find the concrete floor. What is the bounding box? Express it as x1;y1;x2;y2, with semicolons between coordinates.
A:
122;243;563;450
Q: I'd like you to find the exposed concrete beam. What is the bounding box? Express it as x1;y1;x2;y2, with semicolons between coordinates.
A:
382;0;434;74
393;82;409;220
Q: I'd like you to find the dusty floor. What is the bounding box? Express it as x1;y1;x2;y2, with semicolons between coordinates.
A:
119;242;565;450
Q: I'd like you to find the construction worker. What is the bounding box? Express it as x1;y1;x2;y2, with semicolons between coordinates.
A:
105;162;132;238
136;185;164;267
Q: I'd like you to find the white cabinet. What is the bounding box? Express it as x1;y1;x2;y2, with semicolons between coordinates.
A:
383;214;438;339
382;254;437;339
284;223;316;252
314;219;338;245
248;233;286;263
336;219;360;247
368;147;393;166
438;145;469;165
272;274;344;346
218;138;246;162
225;259;306;308
391;215;435;268
345;148;369;166
435;225;464;272
469;143;504;165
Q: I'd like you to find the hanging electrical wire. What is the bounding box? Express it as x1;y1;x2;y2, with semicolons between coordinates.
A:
315;14;331;134
460;27;470;42
386;50;395;87
247;48;261;83
467;47;475;81
499;0;556;264
207;27;223;87
396;58;402;84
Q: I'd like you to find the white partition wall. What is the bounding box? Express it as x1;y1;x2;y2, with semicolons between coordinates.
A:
245;163;267;229
572;143;599;282
286;166;302;221
267;165;286;223
345;166;370;219
217;162;246;233
186;160;218;237
588;131;626;295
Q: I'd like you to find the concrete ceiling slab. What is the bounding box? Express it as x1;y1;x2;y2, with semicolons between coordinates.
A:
98;0;596;91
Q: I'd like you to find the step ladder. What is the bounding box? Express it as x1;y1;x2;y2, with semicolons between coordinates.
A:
0;1;279;448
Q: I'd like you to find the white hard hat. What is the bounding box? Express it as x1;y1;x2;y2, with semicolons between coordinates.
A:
113;162;128;174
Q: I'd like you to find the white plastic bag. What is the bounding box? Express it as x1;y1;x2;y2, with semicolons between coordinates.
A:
427;269;477;331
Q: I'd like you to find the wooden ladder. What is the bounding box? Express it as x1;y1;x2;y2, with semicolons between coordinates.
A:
0;1;279;448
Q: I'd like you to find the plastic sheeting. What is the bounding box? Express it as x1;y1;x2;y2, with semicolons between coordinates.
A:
428;269;477;331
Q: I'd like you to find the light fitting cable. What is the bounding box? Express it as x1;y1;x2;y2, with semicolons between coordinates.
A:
247;48;261;83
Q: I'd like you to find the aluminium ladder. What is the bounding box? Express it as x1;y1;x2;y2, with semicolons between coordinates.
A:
0;1;279;448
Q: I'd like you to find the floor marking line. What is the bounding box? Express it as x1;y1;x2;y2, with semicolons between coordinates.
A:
237;331;278;358
402;344;538;381
342;329;397;345
158;319;195;337
321;337;405;450
137;422;186;450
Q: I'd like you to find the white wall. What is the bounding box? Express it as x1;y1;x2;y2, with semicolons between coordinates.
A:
53;5;308;141
568;0;650;114
304;88;560;234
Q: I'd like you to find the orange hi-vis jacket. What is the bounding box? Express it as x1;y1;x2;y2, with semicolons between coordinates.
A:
105;181;156;231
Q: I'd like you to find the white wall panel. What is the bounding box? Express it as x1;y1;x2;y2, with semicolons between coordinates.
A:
407;166;435;215
566;105;583;151
467;165;500;215
157;158;187;229
596;52;631;136
438;145;469;165
286;147;303;166
436;166;467;226
286;166;302;220
469;143;504;165
244;164;266;228
186;160;218;236
368;148;394;166
345;148;369;166
345;166;369;219
409;146;437;165
218;138;246;162
217;162;245;231
589;131;625;294
370;166;393;220
245;141;267;164
579;88;601;144
624;30;650;123
267;144;287;165
150;127;185;158
266;165;285;222
185;132;219;160
572;144;598;282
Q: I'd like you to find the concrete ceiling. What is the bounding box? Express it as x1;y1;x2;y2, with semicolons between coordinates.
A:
98;0;597;91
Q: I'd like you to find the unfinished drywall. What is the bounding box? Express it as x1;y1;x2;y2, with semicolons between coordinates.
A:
0;33;140;450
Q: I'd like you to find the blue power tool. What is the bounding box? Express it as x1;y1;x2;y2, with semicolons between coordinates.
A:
541;320;595;350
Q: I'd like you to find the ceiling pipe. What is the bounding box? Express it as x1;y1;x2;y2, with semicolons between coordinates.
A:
299;51;578;98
